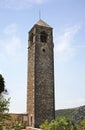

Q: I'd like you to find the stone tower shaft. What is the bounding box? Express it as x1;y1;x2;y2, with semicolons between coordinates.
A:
27;19;55;128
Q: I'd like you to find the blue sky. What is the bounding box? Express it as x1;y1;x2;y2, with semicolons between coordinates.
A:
0;0;85;113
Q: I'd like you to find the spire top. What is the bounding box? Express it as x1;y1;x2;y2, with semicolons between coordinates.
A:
39;9;41;19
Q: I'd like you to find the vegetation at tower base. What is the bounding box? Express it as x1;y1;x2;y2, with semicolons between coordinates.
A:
40;117;85;130
40;105;85;130
40;117;77;130
0;74;11;129
11;121;23;130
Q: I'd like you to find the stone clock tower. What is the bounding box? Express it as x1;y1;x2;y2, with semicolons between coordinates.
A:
27;19;55;128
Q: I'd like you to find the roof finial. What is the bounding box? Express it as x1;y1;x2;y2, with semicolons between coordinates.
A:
39;9;41;20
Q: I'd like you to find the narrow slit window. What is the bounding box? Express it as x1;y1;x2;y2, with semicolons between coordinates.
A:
31;116;32;126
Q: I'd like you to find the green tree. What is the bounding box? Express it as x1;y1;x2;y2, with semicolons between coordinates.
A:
78;120;85;130
40;120;51;130
0;74;11;129
50;117;75;130
40;117;78;130
0;74;5;94
12;121;22;130
0;94;10;126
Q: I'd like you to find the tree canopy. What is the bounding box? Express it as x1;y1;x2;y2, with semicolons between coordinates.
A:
0;74;5;94
0;74;10;129
40;117;85;130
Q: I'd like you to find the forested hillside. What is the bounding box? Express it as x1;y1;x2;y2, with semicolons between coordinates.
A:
55;105;85;123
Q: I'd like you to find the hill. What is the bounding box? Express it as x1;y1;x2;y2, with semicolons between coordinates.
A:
55;105;85;124
55;108;75;119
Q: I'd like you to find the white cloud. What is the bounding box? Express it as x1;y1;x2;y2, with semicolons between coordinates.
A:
0;24;21;57
3;24;17;35
0;0;46;9
54;25;80;62
5;36;21;56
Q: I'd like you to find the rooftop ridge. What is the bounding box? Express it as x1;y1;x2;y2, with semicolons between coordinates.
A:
35;19;52;28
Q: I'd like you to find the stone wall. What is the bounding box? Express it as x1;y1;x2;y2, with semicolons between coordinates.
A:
34;25;55;128
5;113;28;129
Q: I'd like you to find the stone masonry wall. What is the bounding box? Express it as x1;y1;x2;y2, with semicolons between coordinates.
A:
34;26;55;127
27;40;35;127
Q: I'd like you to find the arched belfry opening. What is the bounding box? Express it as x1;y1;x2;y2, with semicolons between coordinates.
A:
40;31;47;42
27;19;55;128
